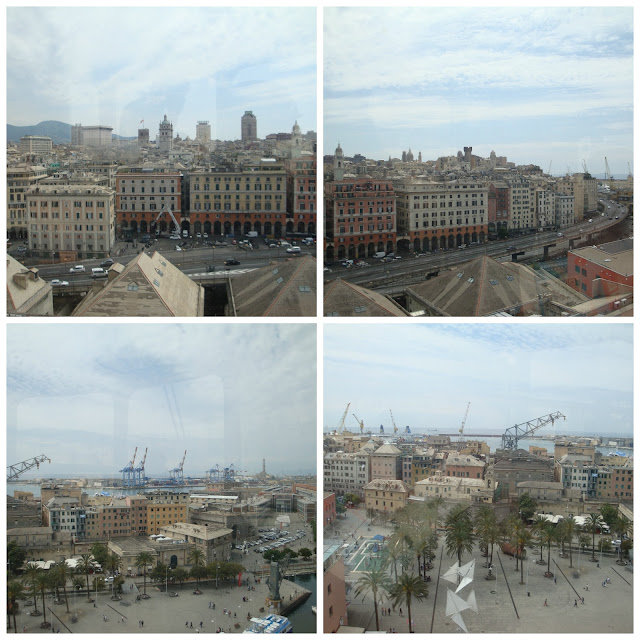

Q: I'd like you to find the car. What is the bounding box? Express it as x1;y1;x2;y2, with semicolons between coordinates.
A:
50;279;69;287
507;246;517;251
196;232;202;238
225;259;241;266
203;232;208;238
557;233;564;237
268;243;277;248
169;234;181;240
101;258;114;268
69;265;85;273
615;216;619;219
207;265;215;272
17;246;27;253
611;539;622;547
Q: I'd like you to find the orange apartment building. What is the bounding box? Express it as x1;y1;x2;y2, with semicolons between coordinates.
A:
285;155;317;236
445;454;486;480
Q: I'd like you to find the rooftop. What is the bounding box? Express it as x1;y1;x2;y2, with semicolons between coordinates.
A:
324;279;409;317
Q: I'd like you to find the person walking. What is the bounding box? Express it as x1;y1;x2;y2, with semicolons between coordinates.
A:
544;599;548;607
574;600;578;608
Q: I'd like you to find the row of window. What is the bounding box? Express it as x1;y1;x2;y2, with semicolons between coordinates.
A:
31;212;107;219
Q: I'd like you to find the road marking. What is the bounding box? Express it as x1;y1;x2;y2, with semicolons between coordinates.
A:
188;269;257;277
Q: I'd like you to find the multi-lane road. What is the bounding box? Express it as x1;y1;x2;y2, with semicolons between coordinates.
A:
324;198;629;289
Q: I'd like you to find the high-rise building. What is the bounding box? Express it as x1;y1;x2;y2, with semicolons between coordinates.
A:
19;136;53;154
196;121;211;143
241;111;257;142
157;114;173;152
70;125;113;147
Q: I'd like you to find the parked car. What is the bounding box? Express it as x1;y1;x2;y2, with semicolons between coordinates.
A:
225;259;240;266
100;258;114;268
50;279;69;287
69;265;85;273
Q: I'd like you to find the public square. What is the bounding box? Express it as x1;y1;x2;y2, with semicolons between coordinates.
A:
326;506;633;633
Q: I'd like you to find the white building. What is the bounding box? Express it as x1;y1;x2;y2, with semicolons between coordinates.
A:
323;451;371;499
7;164;48;238
19;136;53;154
507;177;535;230
413;474;492;503
158;114;173;152
195;121;211;143
554;193;575;228
71;125;113;147
26;184;116;258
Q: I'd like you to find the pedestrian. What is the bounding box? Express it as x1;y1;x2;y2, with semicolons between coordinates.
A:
554;577;557;584
574;600;578;608
191;622;193;628
93;603;97;608
200;622;203;627
585;584;589;591
544;599;548;607
581;597;585;605
122;617;125;624
399;608;402;616
186;622;189;627
141;621;144;627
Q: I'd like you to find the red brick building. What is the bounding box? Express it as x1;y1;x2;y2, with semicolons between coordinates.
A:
324;177;397;261
488;182;510;238
323;492;336;529
285;155;317;236
567;239;633;298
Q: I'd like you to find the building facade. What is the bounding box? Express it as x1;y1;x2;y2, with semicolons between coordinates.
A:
116;169;182;237
19;136;53;155
285;155;317;236
394;179;489;252
196;121;211;143
323;451;371;499
7;164;48;238
70;125;113;147
26;184;116;258
188;164;287;237
157;115;173;152
363;479;410;514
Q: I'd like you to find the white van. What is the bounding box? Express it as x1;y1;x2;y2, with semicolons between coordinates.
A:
286;246;301;254
182;229;188;238
374;251;386;259
91;267;109;279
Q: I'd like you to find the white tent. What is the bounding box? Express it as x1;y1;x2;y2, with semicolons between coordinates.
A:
441;562;459;584
455;559;475;593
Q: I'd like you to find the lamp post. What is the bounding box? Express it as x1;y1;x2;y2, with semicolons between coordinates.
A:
216;563;220;590
166;564;170;596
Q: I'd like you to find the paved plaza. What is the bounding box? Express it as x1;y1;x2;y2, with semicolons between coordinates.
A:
14;574;310;634
327;507;633;634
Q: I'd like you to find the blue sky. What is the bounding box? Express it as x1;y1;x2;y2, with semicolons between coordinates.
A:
324;7;634;177
324;324;633;437
7;324;317;478
7;7;316;139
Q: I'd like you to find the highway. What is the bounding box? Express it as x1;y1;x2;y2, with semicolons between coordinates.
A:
324;198;629;289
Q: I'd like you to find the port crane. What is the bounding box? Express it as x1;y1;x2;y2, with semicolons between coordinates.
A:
206;463;242;483
169;450;187;484
337;403;350;433
7;454;51;482
500;412;566;451
352;413;365;434
134;447;148;487
459;402;471;441
120;447;138;487
390;410;398;434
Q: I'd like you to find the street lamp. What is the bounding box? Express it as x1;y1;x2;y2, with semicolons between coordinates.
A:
216;563;220;590
166;564;171;596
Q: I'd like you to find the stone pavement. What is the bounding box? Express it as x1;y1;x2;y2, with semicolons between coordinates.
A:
333;508;632;634
14;573;310;634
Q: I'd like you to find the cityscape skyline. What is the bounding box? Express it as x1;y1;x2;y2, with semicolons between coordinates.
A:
7;324;317;477
324;324;633;437
7;7;316;140
324;7;633;176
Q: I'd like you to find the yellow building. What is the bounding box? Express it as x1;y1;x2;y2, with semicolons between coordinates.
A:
7;164;47;239
146;502;188;535
363;479;410;514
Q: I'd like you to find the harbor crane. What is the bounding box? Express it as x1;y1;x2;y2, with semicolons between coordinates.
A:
459;402;471;441
352;413;365;434
169;450;187;484
134;447;148;488
337;403;350;433
390;410;398;434
7;454;51;482
501;412;566;451
120;447;138;487
206;463;242;483
604;157;613;185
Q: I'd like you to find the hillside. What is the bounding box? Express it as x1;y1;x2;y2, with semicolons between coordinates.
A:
7;120;72;144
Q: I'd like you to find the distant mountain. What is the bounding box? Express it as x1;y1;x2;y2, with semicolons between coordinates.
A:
7;120;72;144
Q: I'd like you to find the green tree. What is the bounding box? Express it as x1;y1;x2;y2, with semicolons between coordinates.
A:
7;542;26;575
563;518;579;568
172;567;188;587
24;563;41;614
344;493;361;505
354;567;390;632
517;493;538;522
189;564;208;588
388;572;428;633
539;523;557;576
263;549;284;563
77;554;96;601
310;519;316;543
532;516;549;564
599;504;619;528
444;505;474;572
584;513;602;561
511;522;532;584
135;551;154;597
613;515;631;545
7;579;25;633
35;570;52;628
105;553;122;580
52;562;72;613
298;547;312;560
89;542;109;567
598;538;612;552
150;562;169;585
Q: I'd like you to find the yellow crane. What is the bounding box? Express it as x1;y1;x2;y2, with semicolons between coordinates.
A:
337;403;350;433
459;402;471;441
390;409;398;434
352;413;365;434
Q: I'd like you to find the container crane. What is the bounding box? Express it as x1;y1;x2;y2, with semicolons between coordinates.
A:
7;454;51;482
120;447;137;487
390;409;398;434
459;402;470;441
352;413;365;434
169;450;187;484
500;412;565;451
337;403;350;433
134;447;148;487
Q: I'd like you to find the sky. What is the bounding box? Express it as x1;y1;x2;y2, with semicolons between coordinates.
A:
7;324;317;478
324;323;633;438
6;7;316;140
324;7;634;177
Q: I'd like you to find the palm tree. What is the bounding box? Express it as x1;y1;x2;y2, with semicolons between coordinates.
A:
388;572;428;633
77;554;96;601
35;570;52;627
135;552;154;597
382;536;404;582
585;513;601;561
539;523;556;576
501;514;521;571
7;579;25;633
512;522;532;585
23;563;41;614
444;504;474;572
354;567;390;632
473;505;494;560
105;553;123;580
563;518;579;568
532;516;548;564
52;562;71;613
614;515;631;561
